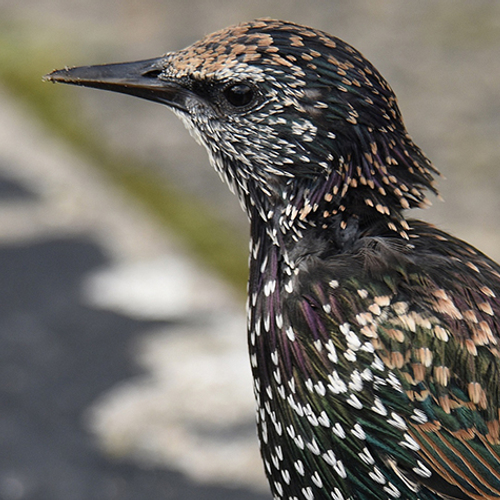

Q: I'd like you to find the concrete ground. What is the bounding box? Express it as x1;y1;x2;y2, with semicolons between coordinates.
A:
0;90;269;499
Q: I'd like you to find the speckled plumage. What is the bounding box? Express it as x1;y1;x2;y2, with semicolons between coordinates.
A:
47;19;500;500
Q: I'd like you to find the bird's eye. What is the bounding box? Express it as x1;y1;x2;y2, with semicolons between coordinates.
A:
223;83;256;108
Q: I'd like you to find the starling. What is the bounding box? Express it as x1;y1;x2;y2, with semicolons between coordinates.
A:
45;19;500;500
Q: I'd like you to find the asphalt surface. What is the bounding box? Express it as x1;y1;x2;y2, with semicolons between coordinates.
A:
0;90;270;499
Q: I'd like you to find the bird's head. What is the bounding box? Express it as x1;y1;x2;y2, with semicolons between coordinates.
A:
46;19;438;240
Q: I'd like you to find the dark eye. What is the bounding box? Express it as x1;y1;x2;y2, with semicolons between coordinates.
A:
223;83;255;108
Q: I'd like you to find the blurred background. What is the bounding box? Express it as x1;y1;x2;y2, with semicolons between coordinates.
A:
0;1;499;499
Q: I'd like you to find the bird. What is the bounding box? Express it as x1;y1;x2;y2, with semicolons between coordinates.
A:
45;19;500;500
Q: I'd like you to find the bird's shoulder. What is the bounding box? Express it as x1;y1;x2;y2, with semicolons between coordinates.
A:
287;219;500;352
278;220;500;498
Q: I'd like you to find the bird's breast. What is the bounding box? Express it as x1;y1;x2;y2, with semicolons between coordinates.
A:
246;231;423;499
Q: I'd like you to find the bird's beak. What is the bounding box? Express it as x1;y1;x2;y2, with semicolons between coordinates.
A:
44;57;189;112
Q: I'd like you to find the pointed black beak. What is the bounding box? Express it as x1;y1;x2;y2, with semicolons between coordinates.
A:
44;57;190;112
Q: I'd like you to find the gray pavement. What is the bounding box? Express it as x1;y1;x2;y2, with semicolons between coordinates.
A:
0;89;269;499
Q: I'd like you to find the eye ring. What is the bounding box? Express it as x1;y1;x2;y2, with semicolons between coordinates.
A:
222;82;256;109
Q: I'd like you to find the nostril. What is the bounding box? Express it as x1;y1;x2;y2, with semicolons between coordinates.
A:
142;68;162;78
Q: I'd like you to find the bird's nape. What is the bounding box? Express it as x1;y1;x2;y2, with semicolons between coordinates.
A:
46;19;500;500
